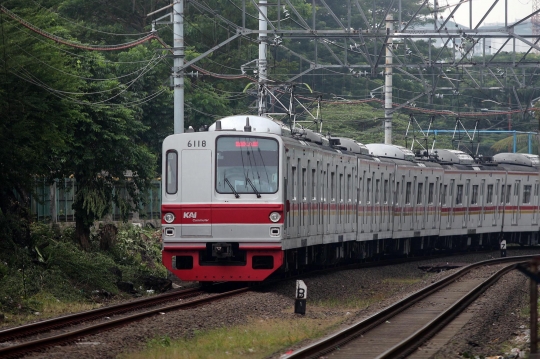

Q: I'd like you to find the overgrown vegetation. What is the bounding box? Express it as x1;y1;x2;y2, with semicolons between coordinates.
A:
0;222;166;326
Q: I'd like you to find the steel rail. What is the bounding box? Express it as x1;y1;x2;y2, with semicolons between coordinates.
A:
0;287;204;342
0;287;248;358
281;255;537;359
376;262;518;359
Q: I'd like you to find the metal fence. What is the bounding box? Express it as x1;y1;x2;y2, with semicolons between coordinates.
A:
31;179;162;222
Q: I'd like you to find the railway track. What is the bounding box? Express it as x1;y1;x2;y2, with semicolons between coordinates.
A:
282;255;536;359
0;285;248;358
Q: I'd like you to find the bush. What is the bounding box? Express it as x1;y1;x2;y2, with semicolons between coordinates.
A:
0;222;166;316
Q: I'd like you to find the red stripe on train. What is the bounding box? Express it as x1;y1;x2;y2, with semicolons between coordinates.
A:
161;204;284;224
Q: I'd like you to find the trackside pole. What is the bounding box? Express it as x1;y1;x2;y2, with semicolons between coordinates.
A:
295;280;307;315
500;239;507;257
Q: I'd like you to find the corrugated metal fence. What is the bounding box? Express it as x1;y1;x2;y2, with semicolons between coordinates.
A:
31;179;162;222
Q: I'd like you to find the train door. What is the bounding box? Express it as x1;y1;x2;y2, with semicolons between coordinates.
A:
359;173;364;233
385;173;392;231
375;176;381;232
478;179;485;227
301;163;308;237
181;149;212;236
397;176;404;232
426;177;439;229
440;181;448;229
512;180;521;226
404;177;412;231
300;160;306;236
463;179;470;228
409;176;418;230
493;179;500;226
323;162;329;235
331;164;337;234
290;158;298;238
533;182;539;225
365;175;372;233
312;160;322;234
415;177;424;230
448;179;455;229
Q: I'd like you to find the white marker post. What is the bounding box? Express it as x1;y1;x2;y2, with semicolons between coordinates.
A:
500;239;507;257
295;280;307;315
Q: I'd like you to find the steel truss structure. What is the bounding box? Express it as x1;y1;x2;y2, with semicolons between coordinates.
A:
162;0;540;141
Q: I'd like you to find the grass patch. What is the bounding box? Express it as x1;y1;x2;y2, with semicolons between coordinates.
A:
119;317;343;359
1;292;101;327
314;292;388;310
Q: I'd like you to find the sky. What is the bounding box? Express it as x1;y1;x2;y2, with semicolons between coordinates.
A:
438;0;535;27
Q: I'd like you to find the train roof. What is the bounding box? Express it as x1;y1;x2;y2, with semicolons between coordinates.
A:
208;115;282;135
431;149;474;165
365;144;415;161
492;153;540;167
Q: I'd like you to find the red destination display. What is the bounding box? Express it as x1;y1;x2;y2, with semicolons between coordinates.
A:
235;141;259;147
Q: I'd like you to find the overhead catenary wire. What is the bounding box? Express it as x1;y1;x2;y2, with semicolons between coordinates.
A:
0;5;160;51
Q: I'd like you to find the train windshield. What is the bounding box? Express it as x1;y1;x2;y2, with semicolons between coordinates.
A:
216;136;279;195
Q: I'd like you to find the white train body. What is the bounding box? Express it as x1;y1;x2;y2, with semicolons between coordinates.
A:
161;115;540;282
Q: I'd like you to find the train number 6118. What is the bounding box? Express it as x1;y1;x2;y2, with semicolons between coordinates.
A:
187;140;206;147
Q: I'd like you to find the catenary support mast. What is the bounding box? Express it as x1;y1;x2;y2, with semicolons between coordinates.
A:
258;0;268;116
384;15;393;144
173;0;184;134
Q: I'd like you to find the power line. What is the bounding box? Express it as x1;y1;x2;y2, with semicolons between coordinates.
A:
0;5;160;51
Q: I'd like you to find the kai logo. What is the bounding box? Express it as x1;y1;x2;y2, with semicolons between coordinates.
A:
183;212;197;219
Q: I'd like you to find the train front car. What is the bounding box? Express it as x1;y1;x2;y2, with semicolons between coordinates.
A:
161;116;285;283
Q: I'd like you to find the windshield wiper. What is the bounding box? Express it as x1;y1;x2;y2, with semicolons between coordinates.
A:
245;177;261;198
224;178;240;198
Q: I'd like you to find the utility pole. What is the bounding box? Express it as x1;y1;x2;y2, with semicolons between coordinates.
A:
173;0;184;134
384;15;393;144
258;0;267;116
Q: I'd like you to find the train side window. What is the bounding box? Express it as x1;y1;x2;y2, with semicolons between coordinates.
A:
395;182;400;205
471;185;478;205
524;185;532;204
367;178;372;203
384;179;389;204
441;184;447;206
417;183;423;204
428;183;434;204
292;166;297;200
375;179;380;204
339;173;344;202
487;184;494;204
302;168;306;201
165;151;178;194
456;185;463;205
311;169;316;200
359;177;363;204
405;182;411;204
501;184;506;204
347;174;351;202
331;172;336;201
505;185;511;203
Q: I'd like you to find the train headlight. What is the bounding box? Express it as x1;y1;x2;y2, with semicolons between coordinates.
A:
164;212;175;223
269;212;281;223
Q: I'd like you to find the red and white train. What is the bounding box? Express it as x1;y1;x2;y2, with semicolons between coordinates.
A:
161;115;540;283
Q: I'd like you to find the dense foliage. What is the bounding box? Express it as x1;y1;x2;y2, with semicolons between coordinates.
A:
0;223;166;321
